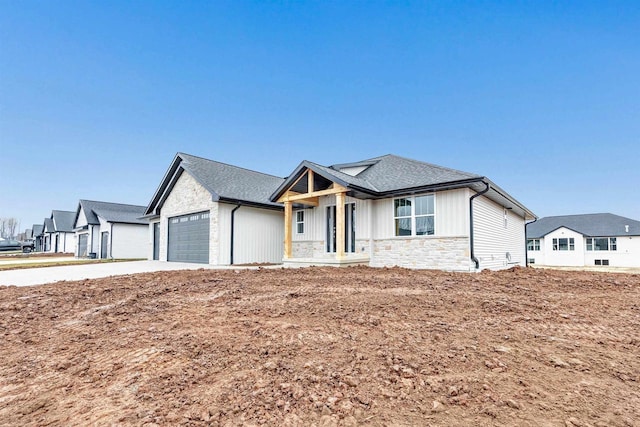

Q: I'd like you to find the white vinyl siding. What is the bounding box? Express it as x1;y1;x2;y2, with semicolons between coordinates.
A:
473;195;526;270
538;227;585;267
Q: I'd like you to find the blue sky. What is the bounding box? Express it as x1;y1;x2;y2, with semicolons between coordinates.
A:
1;1;639;231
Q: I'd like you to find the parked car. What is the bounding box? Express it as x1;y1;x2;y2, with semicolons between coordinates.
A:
0;239;32;253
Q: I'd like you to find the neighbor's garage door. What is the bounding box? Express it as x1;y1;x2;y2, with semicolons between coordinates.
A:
168;211;210;263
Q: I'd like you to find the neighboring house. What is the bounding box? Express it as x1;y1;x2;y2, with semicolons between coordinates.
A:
271;154;535;271
526;213;640;268
32;224;44;251
73;200;149;259
42;210;76;253
146;152;535;271
143;153;286;265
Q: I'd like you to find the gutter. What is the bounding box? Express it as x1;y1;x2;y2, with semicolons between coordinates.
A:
469;181;490;270
230;204;242;265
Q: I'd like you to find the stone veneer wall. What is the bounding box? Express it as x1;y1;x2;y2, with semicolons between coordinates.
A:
159;172;219;264
370;237;471;271
292;239;371;259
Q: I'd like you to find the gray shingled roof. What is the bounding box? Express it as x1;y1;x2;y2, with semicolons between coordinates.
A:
272;154;483;199
178;153;286;207
526;213;640;238
32;224;44;237
79;200;148;225
43;218;55;233
52;210;76;233
350;154;481;193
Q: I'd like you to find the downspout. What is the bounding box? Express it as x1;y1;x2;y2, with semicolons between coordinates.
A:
110;223;114;259
230;204;242;265
90;225;95;258
469;181;490;270
524;218;537;267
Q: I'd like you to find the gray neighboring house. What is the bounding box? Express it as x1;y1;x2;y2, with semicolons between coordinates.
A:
73;200;149;259
526;213;640;268
144;153;285;265
32;224;44;251
42;210;76;253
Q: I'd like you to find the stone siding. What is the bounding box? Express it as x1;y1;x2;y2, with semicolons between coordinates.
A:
371;237;471;271
292;239;371;259
159;172;219;264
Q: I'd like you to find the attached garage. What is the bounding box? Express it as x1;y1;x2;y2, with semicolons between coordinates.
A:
167;211;210;263
144;153;286;265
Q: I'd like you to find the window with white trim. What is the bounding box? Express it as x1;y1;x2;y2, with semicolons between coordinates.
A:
552;238;574;251
295;210;304;234
394;194;435;236
527;239;540;251
586;237;616;251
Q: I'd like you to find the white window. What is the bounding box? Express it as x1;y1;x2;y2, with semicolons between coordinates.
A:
586;237;616;251
527;239;540;251
552;238;574;251
394;194;435;237
295;211;304;234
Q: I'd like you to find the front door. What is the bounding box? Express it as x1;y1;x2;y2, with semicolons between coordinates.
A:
101;232;109;259
326;203;356;253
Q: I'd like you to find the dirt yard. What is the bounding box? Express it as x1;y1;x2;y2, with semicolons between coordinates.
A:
0;267;638;426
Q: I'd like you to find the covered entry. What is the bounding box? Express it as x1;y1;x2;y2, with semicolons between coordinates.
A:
168;211;210;263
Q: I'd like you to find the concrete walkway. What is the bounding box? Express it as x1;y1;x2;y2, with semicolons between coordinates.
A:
0;261;262;287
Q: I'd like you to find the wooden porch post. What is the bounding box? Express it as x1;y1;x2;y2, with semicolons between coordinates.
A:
284;201;292;259
335;192;346;260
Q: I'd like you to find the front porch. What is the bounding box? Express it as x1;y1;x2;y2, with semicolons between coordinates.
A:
278;168;370;267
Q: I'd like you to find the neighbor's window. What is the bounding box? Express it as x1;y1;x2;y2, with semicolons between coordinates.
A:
527;239;541;251
552;237;574;251
586;237;616;251
295;210;304;234
394;194;435;237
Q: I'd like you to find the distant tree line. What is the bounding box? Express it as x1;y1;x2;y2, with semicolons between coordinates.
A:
0;217;19;239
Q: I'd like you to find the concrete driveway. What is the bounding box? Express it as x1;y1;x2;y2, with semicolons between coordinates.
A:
0;260;262;287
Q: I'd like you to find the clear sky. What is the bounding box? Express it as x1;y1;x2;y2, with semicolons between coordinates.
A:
1;1;639;232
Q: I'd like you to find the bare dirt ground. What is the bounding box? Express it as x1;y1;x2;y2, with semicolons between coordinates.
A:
0;266;638;427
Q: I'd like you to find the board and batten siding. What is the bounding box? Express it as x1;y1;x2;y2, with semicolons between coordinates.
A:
369;188;472;270
218;203;284;265
472;195;526;270
372;189;469;240
291;195;372;258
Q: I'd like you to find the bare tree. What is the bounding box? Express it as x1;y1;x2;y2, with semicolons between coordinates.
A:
7;218;18;239
0;217;20;239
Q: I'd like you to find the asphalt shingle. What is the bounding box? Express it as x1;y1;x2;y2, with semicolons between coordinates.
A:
79;200;148;225
526;213;640;238
179;153;286;207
